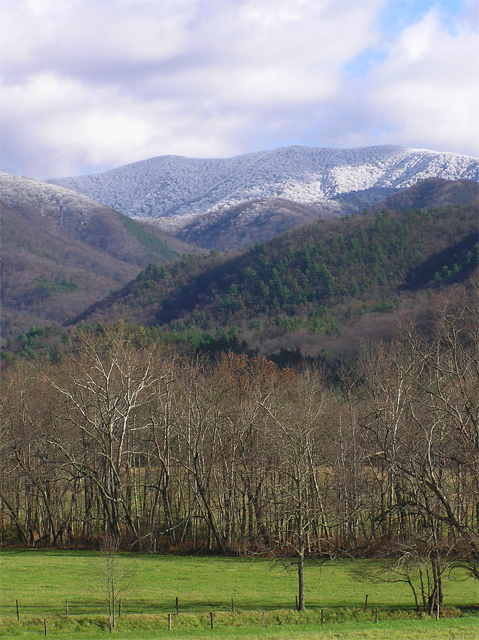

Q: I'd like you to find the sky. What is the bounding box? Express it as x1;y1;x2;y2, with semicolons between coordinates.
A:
1;0;478;179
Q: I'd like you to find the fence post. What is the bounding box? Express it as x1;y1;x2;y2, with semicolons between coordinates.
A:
364;594;368;610
320;609;324;625
168;613;171;631
66;600;69;619
263;610;267;627
44;619;47;637
375;607;378;623
210;612;214;629
176;597;179;615
231;597;235;613
16;600;19;621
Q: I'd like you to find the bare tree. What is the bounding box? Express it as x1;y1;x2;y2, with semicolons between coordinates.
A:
359;287;479;611
100;534;134;629
262;368;331;611
44;329;160;541
351;542;448;613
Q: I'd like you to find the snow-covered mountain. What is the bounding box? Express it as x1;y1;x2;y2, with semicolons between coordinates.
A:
0;171;114;229
47;146;479;228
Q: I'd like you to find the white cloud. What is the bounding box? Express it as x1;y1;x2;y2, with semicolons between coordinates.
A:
1;0;477;179
3;0;195;74
1;72;244;177
362;10;479;156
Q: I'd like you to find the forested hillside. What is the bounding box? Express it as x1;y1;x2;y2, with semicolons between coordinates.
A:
172;196;336;251
72;200;478;356
174;178;478;251
374;177;478;212
0;176;200;338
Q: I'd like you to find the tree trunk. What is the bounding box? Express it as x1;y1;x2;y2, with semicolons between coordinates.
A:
296;481;305;612
297;547;305;611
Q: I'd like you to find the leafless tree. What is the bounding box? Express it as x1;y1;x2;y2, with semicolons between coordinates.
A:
44;329;160;541
100;534;134;629
262;368;332;611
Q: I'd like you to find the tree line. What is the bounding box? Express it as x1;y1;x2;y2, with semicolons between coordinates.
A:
1;287;477;612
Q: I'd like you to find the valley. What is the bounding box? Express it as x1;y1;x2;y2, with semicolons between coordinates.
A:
1;147;478;631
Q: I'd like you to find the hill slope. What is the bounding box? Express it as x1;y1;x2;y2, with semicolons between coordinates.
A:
166;178;478;251
71;195;478;357
373;177;478;212
0;173;200;337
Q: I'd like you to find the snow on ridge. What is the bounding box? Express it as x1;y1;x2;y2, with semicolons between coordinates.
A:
0;172;109;214
45;145;479;221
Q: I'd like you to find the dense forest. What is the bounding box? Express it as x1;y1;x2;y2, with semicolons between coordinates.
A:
1;284;477;612
71;202;478;347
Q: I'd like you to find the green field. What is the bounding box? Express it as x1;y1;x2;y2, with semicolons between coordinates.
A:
1;550;478;639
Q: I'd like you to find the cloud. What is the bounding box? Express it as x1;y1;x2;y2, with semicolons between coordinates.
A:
1;72;244;177
1;0;477;179
361;9;479;155
3;0;195;80
305;3;479;157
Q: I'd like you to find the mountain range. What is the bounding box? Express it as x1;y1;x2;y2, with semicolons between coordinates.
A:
48;145;479;250
1;145;478;350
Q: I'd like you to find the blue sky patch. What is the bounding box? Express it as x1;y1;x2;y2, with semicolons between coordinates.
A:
378;0;467;38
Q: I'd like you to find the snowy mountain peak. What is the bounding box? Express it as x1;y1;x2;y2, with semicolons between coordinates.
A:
46;145;479;223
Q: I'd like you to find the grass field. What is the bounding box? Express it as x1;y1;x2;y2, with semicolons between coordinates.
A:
1;614;479;640
1;549;478;639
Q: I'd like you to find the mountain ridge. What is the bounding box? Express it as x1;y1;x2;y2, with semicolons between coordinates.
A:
2;177;477;359
47;145;479;225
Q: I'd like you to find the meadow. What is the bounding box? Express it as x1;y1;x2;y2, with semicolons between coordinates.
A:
0;550;478;639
